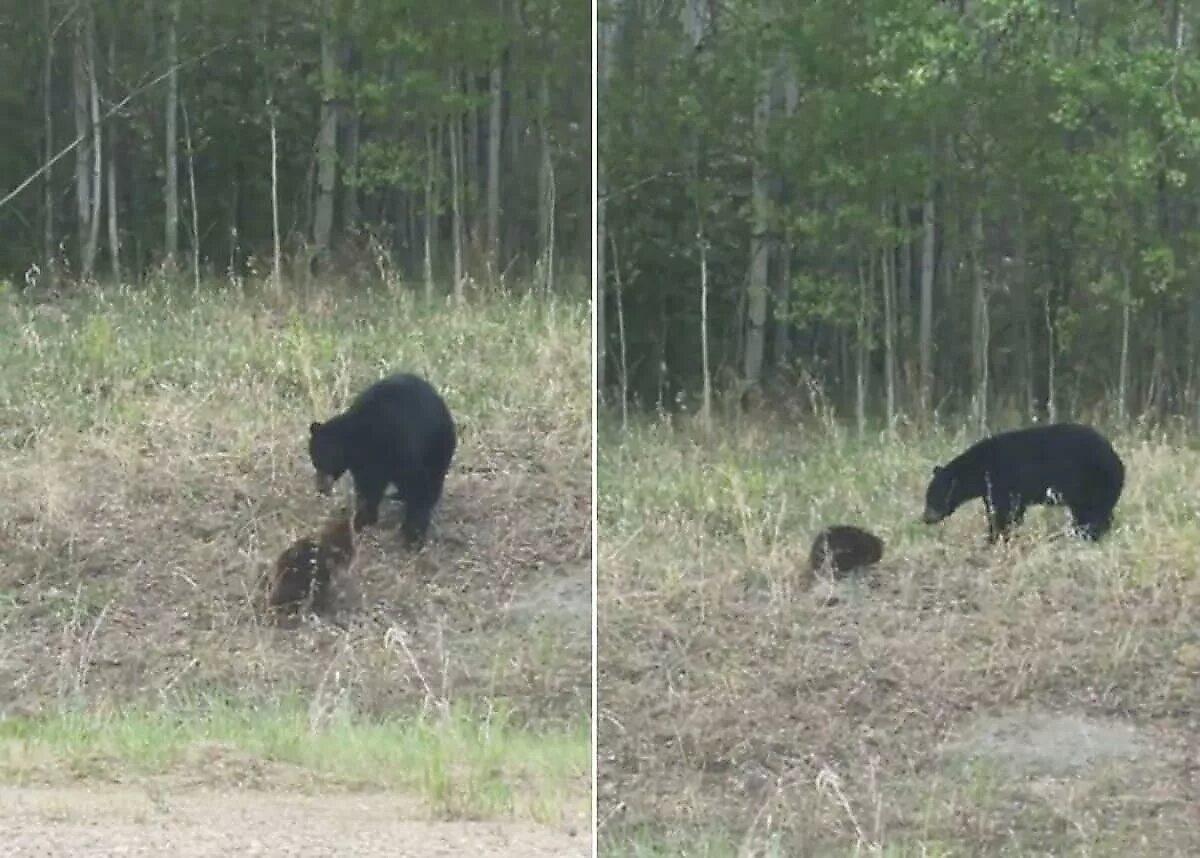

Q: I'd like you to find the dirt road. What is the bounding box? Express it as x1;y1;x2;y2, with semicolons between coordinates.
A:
0;785;589;857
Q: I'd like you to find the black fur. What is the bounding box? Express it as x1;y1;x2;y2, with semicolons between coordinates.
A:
309;373;457;546
923;423;1125;542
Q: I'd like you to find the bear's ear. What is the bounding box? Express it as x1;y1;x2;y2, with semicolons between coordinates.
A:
309;421;322;435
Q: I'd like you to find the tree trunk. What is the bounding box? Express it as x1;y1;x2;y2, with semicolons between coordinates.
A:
183;101;200;291
269;99;282;294
1044;292;1057;423
881;211;896;427
1118;264;1131;423
743;60;771;391
449;71;465;302
970;201;988;430
313;15;338;275
466;72;480;245
598;0;625;395
611;235;630;431
42;0;55;288
487;25;503;276
774;54;798;373
856;259;870;435
72;11;92;278
505;3;523;260
164;0;180;270
699;223;711;433
85;4;101;281
424;122;437;299
919;172;935;415
537;71;554;291
106;36;120;283
343;62;361;232
1013;199;1033;418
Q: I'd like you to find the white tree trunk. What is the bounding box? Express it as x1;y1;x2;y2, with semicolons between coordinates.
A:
43;0;55;287
449;71;465;302
610;235;630;431
881;220;896;427
183;101;200;292
743;62;771;390
775;53;798;372
269;100;282;294
487;22;502;275
164;0;180;268
971;201;989;431
699;224;712;432
313;17;338;273
919;172;935;415
1118;264;1131;423
597;0;625;394
1044;295;1057;422
424;123;437;299
537;71;554;291
106;64;120;283
72;13;92;277
856;259;870;435
85;4;102;280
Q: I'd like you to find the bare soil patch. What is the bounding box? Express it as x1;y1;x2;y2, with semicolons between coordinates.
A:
0;420;590;724
0;784;589;857
947;710;1152;776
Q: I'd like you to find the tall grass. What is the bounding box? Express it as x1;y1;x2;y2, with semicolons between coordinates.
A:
598;412;1200;855
0;280;591;822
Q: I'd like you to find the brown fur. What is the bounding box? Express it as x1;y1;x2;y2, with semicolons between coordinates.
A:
808;524;884;578
261;513;355;616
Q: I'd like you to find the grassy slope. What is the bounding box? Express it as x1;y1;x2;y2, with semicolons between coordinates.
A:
0;282;591;822
598;414;1200;856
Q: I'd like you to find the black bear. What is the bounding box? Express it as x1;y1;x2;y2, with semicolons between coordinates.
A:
808;525;884;577
922;423;1124;542
263;512;355;616
308;373;457;546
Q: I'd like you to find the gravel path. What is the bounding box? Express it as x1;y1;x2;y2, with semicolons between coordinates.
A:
0;785;589;857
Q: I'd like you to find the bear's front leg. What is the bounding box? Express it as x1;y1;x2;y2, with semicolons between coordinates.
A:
352;473;387;532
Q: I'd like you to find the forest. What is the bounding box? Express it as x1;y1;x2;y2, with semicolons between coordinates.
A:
599;0;1200;427
0;0;589;293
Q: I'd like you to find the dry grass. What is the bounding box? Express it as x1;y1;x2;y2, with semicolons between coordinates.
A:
598;413;1200;856
0;281;590;818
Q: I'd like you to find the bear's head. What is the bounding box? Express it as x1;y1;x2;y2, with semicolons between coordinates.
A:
308;421;347;494
922;464;959;524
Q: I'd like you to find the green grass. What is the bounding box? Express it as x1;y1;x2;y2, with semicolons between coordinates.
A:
0;700;589;822
0;281;585;443
0;279;591;824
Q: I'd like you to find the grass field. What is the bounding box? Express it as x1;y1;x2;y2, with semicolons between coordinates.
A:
0;280;591;824
598;412;1200;856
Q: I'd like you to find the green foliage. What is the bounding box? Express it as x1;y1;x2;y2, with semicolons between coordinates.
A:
603;0;1200;420
0;0;587;283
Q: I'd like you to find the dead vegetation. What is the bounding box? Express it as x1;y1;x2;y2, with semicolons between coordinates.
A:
598;416;1200;856
0;285;591;732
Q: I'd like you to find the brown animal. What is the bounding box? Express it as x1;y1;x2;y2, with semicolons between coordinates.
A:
262;513;355;616
808;524;884;578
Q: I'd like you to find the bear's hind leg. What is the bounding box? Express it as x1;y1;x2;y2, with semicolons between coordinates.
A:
401;503;433;548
